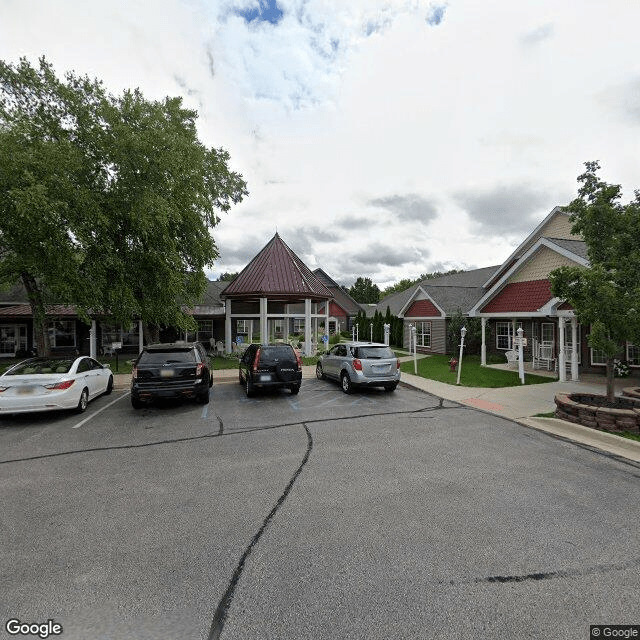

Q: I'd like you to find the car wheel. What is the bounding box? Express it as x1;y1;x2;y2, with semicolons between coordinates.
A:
316;363;325;380
131;396;144;410
341;372;352;394
76;388;89;413
197;390;210;404
209;372;213;388
245;375;254;398
290;383;300;395
384;382;398;392
105;375;114;395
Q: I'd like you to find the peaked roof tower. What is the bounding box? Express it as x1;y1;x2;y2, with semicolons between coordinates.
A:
221;233;332;300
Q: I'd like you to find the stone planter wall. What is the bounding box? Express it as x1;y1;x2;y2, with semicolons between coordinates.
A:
555;393;640;434
622;387;640;401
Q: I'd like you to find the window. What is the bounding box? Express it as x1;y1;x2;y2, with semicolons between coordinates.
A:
627;343;640;367
293;319;305;334
496;321;523;350
271;319;283;339
48;321;76;348
236;320;248;334
416;321;431;348
591;349;607;366
496;322;511;350
197;319;213;343
101;323;139;347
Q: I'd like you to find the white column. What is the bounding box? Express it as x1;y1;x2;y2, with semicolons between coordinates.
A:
304;298;312;356
283;308;289;345
90;320;97;359
481;317;487;366
558;317;566;382
138;319;144;354
225;300;232;354
260;298;268;345
571;317;579;381
248;319;254;344
325;300;329;342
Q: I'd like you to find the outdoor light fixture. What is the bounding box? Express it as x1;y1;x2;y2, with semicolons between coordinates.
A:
457;326;467;385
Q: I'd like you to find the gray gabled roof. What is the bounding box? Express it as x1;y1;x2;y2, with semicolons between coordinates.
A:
375;265;500;318
0;283;28;305
313;269;364;316
545;237;588;260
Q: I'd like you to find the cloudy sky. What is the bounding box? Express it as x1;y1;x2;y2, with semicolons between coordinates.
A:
2;0;640;288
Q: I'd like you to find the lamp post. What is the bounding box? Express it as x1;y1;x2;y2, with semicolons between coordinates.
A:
456;326;467;385
370;322;373;342
516;326;525;384
410;324;417;374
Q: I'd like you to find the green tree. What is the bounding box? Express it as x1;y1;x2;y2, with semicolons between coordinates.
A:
549;161;640;401
217;272;239;282
0;57;248;354
349;277;380;303
446;310;481;355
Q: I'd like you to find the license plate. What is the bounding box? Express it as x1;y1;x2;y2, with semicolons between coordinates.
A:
259;374;272;382
17;387;34;395
160;369;175;378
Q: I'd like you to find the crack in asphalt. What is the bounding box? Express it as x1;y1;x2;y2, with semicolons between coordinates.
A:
0;404;443;465
207;422;313;640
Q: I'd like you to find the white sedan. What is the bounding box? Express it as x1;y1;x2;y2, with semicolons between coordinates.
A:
0;357;114;415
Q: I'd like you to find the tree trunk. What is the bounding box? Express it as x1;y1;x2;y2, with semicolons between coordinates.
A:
605;357;616;403
21;273;51;357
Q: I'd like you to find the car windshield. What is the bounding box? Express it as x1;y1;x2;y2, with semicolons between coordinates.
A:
138;350;195;364
259;346;295;364
5;359;74;375
353;346;395;359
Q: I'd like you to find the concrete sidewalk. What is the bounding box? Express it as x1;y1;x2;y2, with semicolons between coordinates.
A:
112;365;640;463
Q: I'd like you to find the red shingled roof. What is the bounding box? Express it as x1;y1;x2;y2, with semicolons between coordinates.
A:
0;304;77;317
481;280;553;313
222;233;332;299
405;299;441;317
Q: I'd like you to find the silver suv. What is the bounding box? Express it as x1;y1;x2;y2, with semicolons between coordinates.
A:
316;342;401;393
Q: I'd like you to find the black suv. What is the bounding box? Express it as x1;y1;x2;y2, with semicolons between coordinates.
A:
131;342;213;409
239;343;302;397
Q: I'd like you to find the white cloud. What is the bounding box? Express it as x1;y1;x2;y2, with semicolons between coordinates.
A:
2;0;640;289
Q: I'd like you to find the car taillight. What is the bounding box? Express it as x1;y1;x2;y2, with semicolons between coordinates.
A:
132;367;138;380
44;380;75;390
352;358;363;371
397;358;401;369
196;363;204;378
0;386;7;392
295;351;302;370
252;348;261;372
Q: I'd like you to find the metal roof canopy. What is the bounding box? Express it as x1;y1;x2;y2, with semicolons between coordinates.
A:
221;233;332;300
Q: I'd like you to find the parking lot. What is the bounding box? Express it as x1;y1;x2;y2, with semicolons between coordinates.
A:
1;379;639;639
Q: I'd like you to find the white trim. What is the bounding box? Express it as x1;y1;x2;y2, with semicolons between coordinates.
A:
469;237;588;317
481;206;569;288
398;286;446;318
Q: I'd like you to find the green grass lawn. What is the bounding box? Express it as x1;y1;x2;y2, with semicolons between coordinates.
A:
400;354;554;388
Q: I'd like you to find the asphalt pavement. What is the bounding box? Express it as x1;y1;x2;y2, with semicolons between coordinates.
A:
112;362;640;462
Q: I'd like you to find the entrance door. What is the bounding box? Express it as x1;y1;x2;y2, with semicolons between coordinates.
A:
541;323;555;355
0;324;27;355
563;321;581;364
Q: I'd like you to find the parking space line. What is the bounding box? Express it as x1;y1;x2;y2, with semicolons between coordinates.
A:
71;392;130;429
201;393;210;420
